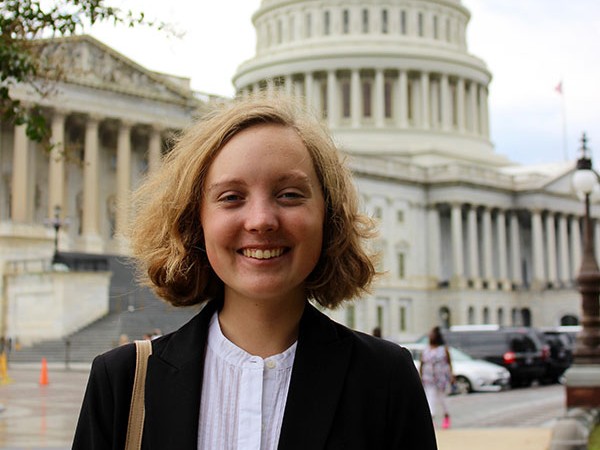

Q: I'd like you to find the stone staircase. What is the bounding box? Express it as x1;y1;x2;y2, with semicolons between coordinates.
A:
7;253;202;364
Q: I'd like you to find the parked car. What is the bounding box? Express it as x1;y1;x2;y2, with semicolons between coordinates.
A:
402;342;511;394
418;326;547;387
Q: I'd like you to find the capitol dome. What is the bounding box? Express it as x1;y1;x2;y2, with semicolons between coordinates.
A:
233;0;510;167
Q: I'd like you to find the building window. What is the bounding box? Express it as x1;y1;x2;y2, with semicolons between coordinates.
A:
323;10;330;35
400;10;407;35
397;210;404;223
343;9;350;34
497;307;504;326
289;16;295;41
305;12;312;38
341;79;351;118
362;80;372;117
446;18;451;42
362;9;369;33
398;253;405;279
346;304;356;328
381;9;388;34
373;205;382;219
277;19;283;43
418;12;424;37
483;307;490;324
468;306;475;324
407;78;414;121
399;306;407;331
433;15;438;39
377;305;384;330
384;79;393;118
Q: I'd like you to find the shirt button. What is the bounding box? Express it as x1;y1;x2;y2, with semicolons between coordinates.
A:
266;360;276;369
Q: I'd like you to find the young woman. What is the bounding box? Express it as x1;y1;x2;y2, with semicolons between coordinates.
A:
72;96;437;449
420;326;455;429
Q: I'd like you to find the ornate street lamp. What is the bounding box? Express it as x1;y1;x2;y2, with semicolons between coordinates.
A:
567;132;600;408
44;205;67;264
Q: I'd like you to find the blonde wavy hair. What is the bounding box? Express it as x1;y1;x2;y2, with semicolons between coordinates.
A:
129;95;377;308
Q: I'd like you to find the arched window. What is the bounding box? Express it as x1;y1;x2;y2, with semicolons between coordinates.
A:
468;306;475;324
362;9;369;33
439;306;451;329
483;307;490;324
521;308;532;327
497;307;505;326
561;315;579;326
343;9;350;34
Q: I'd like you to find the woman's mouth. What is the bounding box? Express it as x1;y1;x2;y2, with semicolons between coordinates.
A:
241;248;286;260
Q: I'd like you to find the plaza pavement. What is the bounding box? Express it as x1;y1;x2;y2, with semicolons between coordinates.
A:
0;363;553;450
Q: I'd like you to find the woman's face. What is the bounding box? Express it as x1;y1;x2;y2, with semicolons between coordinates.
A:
200;123;325;305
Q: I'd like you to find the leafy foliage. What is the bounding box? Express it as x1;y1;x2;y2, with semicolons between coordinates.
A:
0;0;162;144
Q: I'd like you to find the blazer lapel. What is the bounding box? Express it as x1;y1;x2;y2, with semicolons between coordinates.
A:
143;300;218;450
278;304;353;450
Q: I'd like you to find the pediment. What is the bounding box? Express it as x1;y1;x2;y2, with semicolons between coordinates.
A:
36;35;197;106
541;168;578;196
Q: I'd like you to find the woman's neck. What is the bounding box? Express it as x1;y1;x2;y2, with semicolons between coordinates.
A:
218;293;306;358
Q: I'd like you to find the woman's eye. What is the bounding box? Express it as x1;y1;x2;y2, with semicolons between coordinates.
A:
219;193;242;202
280;191;303;199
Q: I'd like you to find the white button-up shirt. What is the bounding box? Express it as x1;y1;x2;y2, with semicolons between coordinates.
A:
198;312;297;450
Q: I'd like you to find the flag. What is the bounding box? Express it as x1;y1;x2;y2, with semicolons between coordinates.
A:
555;81;563;95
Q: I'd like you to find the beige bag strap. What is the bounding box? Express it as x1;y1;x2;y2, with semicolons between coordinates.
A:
125;340;153;450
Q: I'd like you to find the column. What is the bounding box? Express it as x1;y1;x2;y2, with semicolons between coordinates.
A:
11;123;30;222
570;216;582;279
469;81;479;134
48;111;67;218
351;69;361;128
558;214;570;285
482;207;495;289
440;74;451;131
115;121;132;246
531;210;546;289
327;70;338;128
497;210;510;290
266;78;276;97
479;85;489;137
545;212;558;286
456;78;465;132
467;206;481;288
420;71;430;129
398;70;408;128
374;68;385;128
427;205;441;283
305;72;314;110
284;74;293;97
450;203;465;287
81;116;103;252
148;126;163;174
509;211;523;286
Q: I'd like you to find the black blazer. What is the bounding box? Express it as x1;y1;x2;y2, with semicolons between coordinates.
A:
72;301;437;449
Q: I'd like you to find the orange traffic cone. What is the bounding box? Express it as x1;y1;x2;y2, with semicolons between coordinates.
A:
39;357;49;386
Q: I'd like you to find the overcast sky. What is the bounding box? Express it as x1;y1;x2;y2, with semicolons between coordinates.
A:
89;0;600;167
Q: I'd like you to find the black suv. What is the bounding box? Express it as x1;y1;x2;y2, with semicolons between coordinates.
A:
434;326;547;387
536;329;574;383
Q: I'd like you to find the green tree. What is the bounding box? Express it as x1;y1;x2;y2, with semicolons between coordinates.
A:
0;0;164;144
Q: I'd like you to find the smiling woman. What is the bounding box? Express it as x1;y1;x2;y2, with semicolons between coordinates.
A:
72;94;437;450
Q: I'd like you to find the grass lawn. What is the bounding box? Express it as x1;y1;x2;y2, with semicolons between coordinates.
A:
590;424;600;450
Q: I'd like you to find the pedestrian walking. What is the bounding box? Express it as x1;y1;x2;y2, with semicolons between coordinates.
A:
72;95;437;449
420;326;455;429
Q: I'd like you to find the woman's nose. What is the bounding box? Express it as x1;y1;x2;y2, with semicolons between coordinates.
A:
244;199;279;233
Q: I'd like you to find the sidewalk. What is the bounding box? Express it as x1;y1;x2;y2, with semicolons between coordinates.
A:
0;364;553;450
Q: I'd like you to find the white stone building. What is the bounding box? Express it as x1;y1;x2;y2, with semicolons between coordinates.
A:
232;0;586;340
0;1;591;344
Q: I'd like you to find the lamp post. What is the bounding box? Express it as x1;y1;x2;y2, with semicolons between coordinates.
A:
45;205;64;264
566;132;600;408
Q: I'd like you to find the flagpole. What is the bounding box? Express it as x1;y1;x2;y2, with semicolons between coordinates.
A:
556;80;568;161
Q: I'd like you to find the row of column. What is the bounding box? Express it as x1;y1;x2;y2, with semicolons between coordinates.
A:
11;110;165;252
240;69;489;137
439;204;584;290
